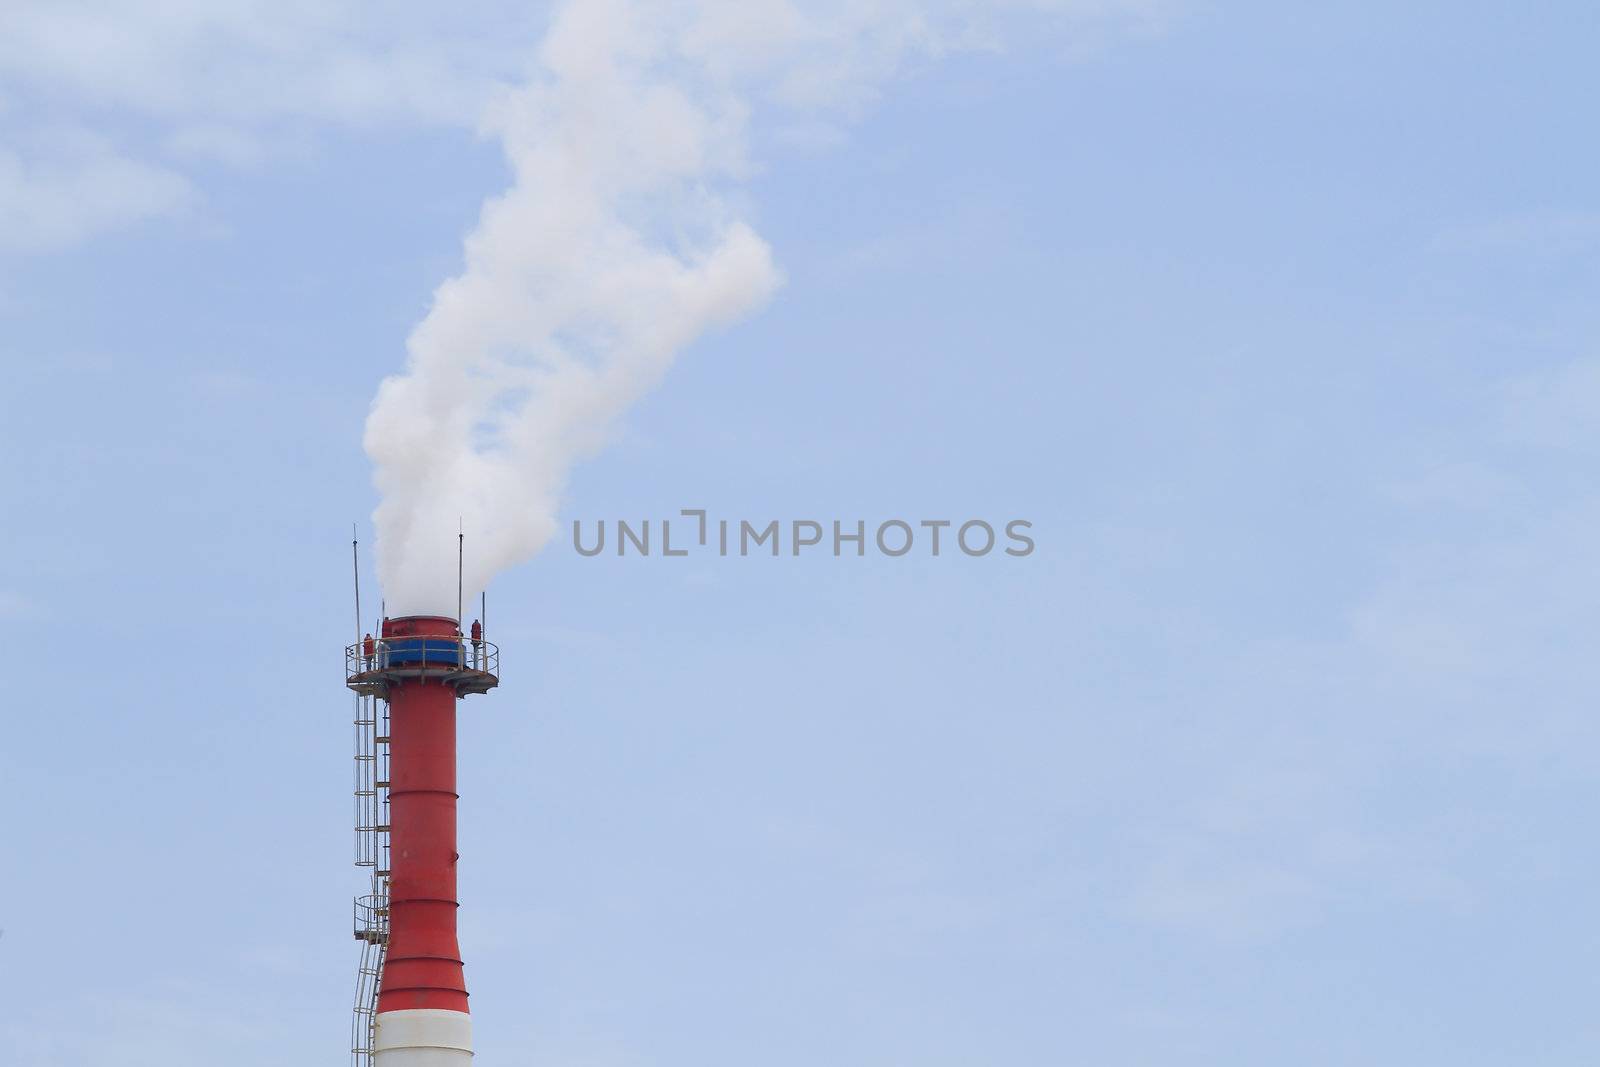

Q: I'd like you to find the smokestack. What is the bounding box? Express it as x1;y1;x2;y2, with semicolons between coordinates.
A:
348;613;498;1065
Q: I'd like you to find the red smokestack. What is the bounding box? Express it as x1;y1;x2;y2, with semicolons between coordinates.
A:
381;614;469;1014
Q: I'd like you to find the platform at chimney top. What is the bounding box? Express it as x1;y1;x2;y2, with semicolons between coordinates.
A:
345;630;499;698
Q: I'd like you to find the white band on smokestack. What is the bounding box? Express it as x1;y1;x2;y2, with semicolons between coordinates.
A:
374;1009;473;1066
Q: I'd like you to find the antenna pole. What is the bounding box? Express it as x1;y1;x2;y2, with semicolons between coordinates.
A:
457;521;464;627
352;525;362;646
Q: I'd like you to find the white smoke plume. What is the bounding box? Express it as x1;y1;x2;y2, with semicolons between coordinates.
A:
366;0;1161;615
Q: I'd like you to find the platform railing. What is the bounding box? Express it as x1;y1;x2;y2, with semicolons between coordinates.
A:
353;893;390;944
345;636;499;683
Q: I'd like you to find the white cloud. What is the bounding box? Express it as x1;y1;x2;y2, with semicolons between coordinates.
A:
0;136;191;252
0;2;538;252
0;0;1168;255
0;2;529;126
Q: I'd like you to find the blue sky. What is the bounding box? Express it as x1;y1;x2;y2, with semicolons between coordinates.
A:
3;2;1600;1064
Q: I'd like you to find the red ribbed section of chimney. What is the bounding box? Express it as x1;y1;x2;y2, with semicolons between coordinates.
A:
378;614;469;1015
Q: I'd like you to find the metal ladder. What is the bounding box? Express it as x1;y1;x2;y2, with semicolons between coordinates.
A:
352;692;391;1066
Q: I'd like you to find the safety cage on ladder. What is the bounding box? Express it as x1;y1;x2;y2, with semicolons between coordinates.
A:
351;692;391;1066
